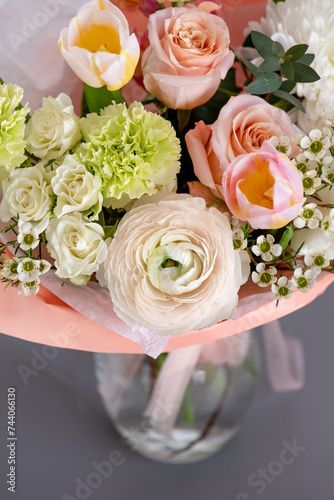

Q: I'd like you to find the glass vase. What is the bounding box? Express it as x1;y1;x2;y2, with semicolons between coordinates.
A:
95;331;260;464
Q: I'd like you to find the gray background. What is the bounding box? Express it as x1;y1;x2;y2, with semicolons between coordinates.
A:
0;287;333;500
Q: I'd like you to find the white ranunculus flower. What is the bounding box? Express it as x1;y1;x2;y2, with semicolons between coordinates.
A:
103;194;249;336
0;164;53;222
51;155;102;220
25;93;81;160
46;213;108;285
249;0;334;128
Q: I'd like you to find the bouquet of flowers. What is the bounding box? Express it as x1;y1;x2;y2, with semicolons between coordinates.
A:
0;0;333;356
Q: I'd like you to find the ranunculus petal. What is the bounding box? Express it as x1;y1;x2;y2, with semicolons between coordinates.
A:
103;193;247;336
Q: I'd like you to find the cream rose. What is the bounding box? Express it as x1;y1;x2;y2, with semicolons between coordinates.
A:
0;164;53;223
51;155;103;220
142;7;234;110
46;213;108;285
25;93;81;160
103;194;248;336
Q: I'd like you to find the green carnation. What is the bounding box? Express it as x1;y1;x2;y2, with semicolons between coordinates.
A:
76;102;181;207
0;83;29;172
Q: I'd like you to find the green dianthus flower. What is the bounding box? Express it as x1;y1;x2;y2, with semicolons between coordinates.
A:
76;102;181;207
0;83;29;171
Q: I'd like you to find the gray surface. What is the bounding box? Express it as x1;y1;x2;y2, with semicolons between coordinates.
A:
0;288;334;500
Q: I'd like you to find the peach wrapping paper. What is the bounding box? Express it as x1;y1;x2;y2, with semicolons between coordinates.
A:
0;270;333;355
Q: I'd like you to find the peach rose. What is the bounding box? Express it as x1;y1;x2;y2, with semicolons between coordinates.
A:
185;120;222;197
58;0;140;91
141;7;234;110
186;96;298;200
222;142;305;229
212;94;298;171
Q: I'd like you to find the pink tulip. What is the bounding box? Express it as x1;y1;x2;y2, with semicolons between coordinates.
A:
141;7;234;110
58;0;140;91
222;142;305;230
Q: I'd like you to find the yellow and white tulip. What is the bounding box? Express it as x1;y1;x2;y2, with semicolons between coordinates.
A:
58;0;140;91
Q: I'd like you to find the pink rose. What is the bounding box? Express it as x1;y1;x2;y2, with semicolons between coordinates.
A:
222;142;305;230
211;94;298;171
186;96;298;201
185;121;223;197
141;7;234;110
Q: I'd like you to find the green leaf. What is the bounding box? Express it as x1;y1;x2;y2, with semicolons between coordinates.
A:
251;31;275;58
243;32;254;48
273;89;305;112
271;41;285;58
247;73;281;95
83;84;124;114
285;44;308;61
240;56;262;77
279;225;294;250
103;224;119;239
292;62;320;83
279;80;296;93
259;56;281;73
281;61;295;81
298;53;315;65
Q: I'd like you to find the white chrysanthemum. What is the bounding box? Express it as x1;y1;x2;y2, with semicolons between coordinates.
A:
249;0;334;128
103;194;249;336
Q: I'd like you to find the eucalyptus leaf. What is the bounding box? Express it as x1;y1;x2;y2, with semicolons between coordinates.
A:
247;73;281;95
293;63;320;83
273;89;305;112
281;61;295;81
279;80;296;93
271;41;285;58
240;57;262;77
259;57;281;73
298;53;315;65
285;44;308;61
251;31;274;58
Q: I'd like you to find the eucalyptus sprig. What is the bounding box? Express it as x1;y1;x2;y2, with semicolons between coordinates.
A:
241;31;320;112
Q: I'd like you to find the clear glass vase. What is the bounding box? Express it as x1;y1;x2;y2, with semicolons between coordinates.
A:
95;331;260;464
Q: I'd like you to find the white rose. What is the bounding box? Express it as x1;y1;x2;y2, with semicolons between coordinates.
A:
0;164;53;222
46;213;108;285
51;155;102;220
103;194;248;336
25;93;81;160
